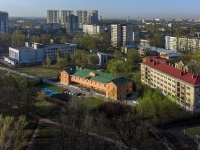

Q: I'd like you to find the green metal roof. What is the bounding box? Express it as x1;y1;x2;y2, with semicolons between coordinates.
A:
64;67;130;85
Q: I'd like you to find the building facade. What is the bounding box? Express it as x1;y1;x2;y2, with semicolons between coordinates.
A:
111;24;133;48
61;68;132;100
47;10;59;23
111;24;122;48
141;59;200;113
66;14;78;33
61;10;74;25
165;36;200;52
5;42;77;65
122;24;133;46
97;52;108;66
0;11;8;32
83;24;104;35
76;10;98;24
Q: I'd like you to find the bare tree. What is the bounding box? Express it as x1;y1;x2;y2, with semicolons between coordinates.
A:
110;113;148;150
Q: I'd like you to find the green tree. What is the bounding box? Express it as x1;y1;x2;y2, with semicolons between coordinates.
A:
71;50;87;67
11;30;25;46
44;55;52;68
114;50;123;59
106;59;129;76
149;33;164;48
126;51;141;70
87;54;99;69
0;115;28;150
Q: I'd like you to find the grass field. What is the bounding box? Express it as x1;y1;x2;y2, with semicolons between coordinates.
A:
32;124;54;150
0;70;7;77
13;65;61;78
183;126;200;143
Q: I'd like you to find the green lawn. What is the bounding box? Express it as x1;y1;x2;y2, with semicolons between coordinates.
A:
13;65;61;78
83;97;106;108
183;126;200;143
0;70;7;77
32;124;54;150
33;100;61;119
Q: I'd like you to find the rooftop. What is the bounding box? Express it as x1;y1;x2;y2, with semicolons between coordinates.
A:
64;67;130;85
10;46;35;50
143;61;200;85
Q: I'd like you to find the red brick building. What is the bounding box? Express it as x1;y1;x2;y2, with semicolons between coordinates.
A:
61;67;133;100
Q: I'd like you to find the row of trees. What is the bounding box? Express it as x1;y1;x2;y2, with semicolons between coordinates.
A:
49;97;149;150
0;75;36;150
74;33;111;52
43;50;99;70
106;50;141;76
0;75;36;116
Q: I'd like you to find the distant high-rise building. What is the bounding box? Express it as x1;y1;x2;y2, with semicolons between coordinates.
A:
111;24;122;48
122;24;133;46
83;24;104;35
0;11;8;32
47;10;59;23
76;10;98;24
111;24;133;48
61;10;74;25
66;14;78;33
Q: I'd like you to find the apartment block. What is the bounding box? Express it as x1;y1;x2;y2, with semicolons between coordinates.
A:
0;11;8;32
165;36;200;52
66;14;78;32
76;10;98;24
111;24;122;48
83;24;104;35
122;24;133;46
61;67;132;100
141;59;200;112
111;24;133;48
61;10;74;25
47;10;59;23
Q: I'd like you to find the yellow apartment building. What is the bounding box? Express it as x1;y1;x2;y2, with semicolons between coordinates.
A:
141;59;200;113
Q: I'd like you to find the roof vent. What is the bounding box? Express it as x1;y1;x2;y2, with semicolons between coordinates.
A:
89;72;96;77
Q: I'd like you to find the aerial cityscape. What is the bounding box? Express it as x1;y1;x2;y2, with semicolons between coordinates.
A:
1;0;200;150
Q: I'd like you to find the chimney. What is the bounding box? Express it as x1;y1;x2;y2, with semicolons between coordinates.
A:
180;71;183;76
192;74;195;78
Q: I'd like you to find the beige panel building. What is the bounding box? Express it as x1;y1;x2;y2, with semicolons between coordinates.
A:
141;59;200;113
47;10;59;23
111;24;133;48
61;10;74;25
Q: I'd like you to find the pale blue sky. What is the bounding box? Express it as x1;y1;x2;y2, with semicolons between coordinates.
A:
0;0;200;19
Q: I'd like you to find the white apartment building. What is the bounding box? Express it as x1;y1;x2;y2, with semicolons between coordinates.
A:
111;24;122;48
5;42;77;66
76;10;98;24
83;24;104;35
47;10;59;23
0;11;8;32
61;10;74;25
141;59;200;113
111;24;133;48
165;36;200;52
122;24;133;46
